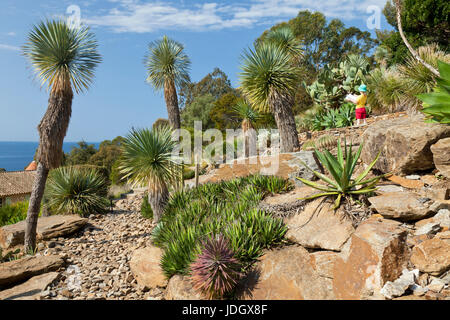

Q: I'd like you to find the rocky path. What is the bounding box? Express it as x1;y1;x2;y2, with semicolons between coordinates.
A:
41;202;160;300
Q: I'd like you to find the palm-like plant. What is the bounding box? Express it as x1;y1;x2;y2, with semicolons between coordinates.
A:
297;139;384;209
231;99;262;132
22;19;101;251
239;42;301;152
44;166;109;217
263;27;303;62
145;36;191;129
119;126;181;223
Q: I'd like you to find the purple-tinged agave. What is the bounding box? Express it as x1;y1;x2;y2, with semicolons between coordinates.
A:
190;234;242;300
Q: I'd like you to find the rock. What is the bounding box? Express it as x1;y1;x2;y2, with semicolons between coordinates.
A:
239;246;332;300
424;181;450;201
286;151;320;187
164;275;202;300
421;175;439;186
393;295;427;300
380;269;419;299
387;175;425;189
411;284;428;296
129;246;168;290
0;215;88;250
285;198;354;251
414;219;442;236
0;255;65;289
368;192;447;221
405;175;420;180
410;231;450;276
332;218;409;300
361;116;450;174
427;278;446;292
375;185;404;195
434;209;450;228
431;138;450;178
310;251;338;298
0;272;60;300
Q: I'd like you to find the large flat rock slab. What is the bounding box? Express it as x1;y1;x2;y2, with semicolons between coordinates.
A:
0;215;88;250
239;246;333;300
164;275;202;300
431;137;450;178
368;192;448;221
0;272;60;300
285;198;355;251
361;116;450;174
0;255;64;289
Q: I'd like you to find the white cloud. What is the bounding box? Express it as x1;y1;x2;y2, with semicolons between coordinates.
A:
7;32;17;36
83;0;388;33
0;44;20;51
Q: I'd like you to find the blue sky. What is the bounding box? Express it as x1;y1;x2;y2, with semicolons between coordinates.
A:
0;0;391;142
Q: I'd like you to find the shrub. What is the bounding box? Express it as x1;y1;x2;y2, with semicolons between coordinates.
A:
0;201;29;227
152;175;291;278
45;166;109;217
297;139;384;209
190;234;242;299
141;194;154;219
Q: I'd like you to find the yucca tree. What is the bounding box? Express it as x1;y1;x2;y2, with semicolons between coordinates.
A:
22;19;101;251
119;126;181;223
145;36;191;129
240;42;301;152
231;99;261;158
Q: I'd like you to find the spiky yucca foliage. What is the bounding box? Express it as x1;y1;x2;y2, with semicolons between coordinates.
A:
119;126;181;223
298;139;384;209
263;27;303;62
231;99;262;131
240;42;300;152
145;36;191;129
45;166;109;217
190;235;242;300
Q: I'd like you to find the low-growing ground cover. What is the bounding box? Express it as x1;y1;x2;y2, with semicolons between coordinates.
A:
151;175;294;281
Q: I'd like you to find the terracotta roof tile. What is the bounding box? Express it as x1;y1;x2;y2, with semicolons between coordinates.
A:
25;161;37;171
0;171;36;197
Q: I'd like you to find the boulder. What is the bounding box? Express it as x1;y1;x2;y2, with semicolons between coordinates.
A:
310;251;338;298
332;218;409;300
431;138;450;178
0;272;60;300
0;255;64;289
368;192;448;221
410;231;450;276
285;198;354;251
0;215;88;250
129;246;168;290
164;275;202;300
361;116;450;174
239;246;333;300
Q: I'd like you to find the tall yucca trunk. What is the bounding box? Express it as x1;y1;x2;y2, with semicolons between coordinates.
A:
164;79;181;129
242;120;254;158
24;89;73;251
148;181;169;223
269;90;300;153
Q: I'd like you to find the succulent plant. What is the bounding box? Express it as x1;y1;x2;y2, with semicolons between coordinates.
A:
190;234;242;300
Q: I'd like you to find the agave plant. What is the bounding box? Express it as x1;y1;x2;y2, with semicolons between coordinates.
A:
297;139;384;209
417;60;450;124
45;166;109;217
190;234;242;300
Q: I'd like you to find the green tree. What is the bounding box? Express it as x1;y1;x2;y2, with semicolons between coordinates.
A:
145;36;191;129
179;68;234;109
209;92;241;130
181;94;216;129
119;127;181;223
22;19;101;251
380;0;449;66
65;141;97;166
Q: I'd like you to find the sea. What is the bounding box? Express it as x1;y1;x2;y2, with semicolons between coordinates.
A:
0;141;100;172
